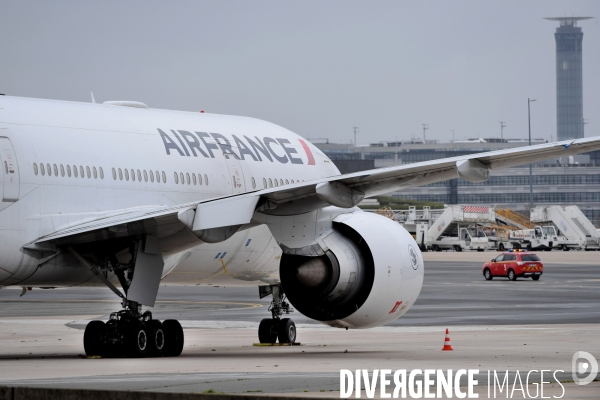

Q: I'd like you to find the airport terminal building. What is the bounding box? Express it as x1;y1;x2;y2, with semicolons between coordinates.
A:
315;139;600;226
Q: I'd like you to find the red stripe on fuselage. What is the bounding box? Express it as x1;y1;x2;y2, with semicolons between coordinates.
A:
298;139;315;165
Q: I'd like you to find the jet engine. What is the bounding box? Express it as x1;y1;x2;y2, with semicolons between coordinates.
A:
279;211;424;329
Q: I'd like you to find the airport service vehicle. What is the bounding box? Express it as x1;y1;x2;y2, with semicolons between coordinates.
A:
530;205;600;251
0;96;598;358
482;251;543;281
509;225;562;251
426;206;494;252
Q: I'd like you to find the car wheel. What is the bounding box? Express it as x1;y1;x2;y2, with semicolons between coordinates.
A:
484;268;493;281
532;275;540;281
508;269;517;281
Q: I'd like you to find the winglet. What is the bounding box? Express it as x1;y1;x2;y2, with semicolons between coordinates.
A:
91;91;96;104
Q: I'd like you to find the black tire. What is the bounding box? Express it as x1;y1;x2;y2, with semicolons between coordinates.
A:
83;320;106;356
454;246;462;252
258;318;278;344
508;269;517;281
146;320;165;357
123;320;149;358
532;275;540;281
499;243;505;251
277;318;297;344
526;244;532;251
163;319;184;357
483;268;493;281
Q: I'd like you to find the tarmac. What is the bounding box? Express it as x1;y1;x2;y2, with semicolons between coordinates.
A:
0;252;598;398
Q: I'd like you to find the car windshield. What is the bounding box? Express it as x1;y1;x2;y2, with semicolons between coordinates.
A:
521;255;541;261
468;228;486;238
542;227;556;235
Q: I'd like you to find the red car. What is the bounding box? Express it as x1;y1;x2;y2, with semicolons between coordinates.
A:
483;250;543;281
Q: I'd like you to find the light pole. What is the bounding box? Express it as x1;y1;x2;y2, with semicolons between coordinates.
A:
528;98;536;211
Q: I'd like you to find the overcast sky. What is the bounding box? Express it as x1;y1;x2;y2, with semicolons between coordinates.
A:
1;1;598;145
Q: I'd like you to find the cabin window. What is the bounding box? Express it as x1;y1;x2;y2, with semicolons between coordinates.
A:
204;174;208;185
124;169;130;181
274;179;279;187
73;165;78;178
149;170;154;182
86;166;91;178
291;179;294;183
118;168;123;180
60;165;65;177
268;178;273;188
192;173;197;185
40;163;45;176
67;165;71;177
112;168;116;180
186;173;190;185
33;163;38;175
285;179;289;185
47;164;52;176
52;164;58;176
180;172;184;184
198;174;202;185
174;172;179;184
93;167;97;179
251;177;256;189
80;166;84;178
162;171;167;183
99;167;104;179
263;178;267;188
130;169;135;181
142;170;146;182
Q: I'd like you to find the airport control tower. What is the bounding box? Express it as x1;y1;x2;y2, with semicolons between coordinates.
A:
544;16;593;141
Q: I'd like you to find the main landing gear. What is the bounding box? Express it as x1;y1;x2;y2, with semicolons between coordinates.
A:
258;284;296;344
69;237;184;358
83;300;184;358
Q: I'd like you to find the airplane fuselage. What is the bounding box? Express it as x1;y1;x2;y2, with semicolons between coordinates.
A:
0;96;338;288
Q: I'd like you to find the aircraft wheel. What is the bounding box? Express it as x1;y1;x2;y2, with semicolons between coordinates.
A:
277;318;296;344
163;319;184;357
124;320;149;358
258;318;278;344
146;320;165;357
483;268;493;281
83;320;106;357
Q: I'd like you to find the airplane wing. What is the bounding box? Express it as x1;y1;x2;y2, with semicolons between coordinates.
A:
30;136;600;249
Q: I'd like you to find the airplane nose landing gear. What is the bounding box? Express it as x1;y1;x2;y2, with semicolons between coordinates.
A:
258;284;296;344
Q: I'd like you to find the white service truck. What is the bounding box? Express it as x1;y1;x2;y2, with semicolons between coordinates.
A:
530;205;600;251
509;225;562;251
426;205;493;251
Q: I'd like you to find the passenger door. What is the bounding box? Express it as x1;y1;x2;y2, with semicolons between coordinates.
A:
492;254;504;275
0;137;20;202
503;254;517;275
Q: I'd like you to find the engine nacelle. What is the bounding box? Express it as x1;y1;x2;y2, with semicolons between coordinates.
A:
280;211;424;329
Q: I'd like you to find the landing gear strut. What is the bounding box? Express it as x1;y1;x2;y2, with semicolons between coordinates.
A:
258;284;296;344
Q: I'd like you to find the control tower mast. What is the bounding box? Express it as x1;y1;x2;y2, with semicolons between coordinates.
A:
544;16;593;141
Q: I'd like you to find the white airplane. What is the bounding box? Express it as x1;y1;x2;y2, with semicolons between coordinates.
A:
0;96;598;358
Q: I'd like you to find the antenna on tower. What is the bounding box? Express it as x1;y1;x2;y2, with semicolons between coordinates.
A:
500;121;507;140
422;124;429;142
353;126;359;147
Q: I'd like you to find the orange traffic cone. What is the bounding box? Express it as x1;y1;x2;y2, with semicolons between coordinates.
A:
442;328;453;351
